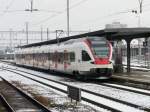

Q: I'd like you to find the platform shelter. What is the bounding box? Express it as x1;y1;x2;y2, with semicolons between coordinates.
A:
20;28;150;73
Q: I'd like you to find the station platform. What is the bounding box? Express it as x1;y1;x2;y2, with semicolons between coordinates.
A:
112;70;150;85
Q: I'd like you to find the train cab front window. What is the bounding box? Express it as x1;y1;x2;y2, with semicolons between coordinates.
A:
88;37;109;58
82;50;91;61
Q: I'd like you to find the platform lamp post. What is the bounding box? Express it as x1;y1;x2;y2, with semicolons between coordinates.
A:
131;0;144;64
56;30;64;45
131;0;144;26
41;26;43;41
132;0;144;27
25;0;38;12
47;28;49;40
25;22;29;45
67;0;70;37
138;0;144;61
131;0;144;27
9;28;13;49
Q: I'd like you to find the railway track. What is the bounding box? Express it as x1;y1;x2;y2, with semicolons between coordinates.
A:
0;93;15;112
1;60;150;90
1;67;150;112
2;60;150;90
0;77;51;112
3;65;150;96
93;82;150;96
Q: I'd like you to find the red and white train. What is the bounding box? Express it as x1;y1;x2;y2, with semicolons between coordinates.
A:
15;36;113;79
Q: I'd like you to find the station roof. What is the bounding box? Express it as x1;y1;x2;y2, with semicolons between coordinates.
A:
19;27;150;48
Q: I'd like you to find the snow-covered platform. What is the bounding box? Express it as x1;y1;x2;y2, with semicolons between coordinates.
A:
112;70;150;85
0;59;15;64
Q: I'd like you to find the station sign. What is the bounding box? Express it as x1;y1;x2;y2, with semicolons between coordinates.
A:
67;86;81;102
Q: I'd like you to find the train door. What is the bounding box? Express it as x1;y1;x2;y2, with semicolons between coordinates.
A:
64;50;68;71
42;52;45;67
53;51;58;69
33;53;35;67
48;52;51;70
78;50;92;71
64;50;78;73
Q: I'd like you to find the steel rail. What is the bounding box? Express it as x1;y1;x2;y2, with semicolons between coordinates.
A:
0;93;15;112
96;83;150;96
0;76;51;112
5;67;150;96
2;61;150;90
3;67;150;112
2;68;121;112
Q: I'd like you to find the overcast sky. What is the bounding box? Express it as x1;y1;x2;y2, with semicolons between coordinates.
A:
0;0;150;31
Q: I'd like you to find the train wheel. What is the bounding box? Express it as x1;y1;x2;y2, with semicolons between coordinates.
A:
74;71;87;81
76;75;87;81
74;71;82;80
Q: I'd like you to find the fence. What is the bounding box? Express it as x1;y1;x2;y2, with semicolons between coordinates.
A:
0;30;89;48
113;45;150;69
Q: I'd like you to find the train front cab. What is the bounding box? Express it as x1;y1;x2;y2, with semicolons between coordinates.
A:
76;37;113;79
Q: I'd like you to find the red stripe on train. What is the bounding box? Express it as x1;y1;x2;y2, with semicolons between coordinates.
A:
94;58;109;64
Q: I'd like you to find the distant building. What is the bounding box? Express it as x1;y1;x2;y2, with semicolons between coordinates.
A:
105;22;127;29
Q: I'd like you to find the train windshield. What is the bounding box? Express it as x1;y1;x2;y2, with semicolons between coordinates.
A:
87;37;109;58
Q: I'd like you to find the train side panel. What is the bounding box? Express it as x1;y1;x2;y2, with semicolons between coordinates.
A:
15;37;113;79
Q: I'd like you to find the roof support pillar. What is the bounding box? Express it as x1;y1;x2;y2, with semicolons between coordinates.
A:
125;39;132;73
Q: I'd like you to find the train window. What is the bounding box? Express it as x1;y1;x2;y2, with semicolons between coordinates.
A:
51;53;54;62
57;52;61;63
50;53;53;61
37;53;40;61
48;53;51;60
52;52;57;62
88;37;109;58
64;52;69;61
43;53;47;62
70;52;75;62
82;50;91;61
60;53;64;64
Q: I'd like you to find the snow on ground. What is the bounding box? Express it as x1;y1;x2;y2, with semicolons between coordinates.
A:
0;68;103;112
4;64;150;109
78;83;150;109
0;63;4;67
0;63;150;111
82;91;145;112
5;70;148;111
122;58;150;68
104;83;150;94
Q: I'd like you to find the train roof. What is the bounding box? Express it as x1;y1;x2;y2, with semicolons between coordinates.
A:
18;27;150;48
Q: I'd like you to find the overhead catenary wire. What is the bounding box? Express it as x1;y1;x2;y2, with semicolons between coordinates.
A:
0;0;61;15
30;0;89;27
1;0;150;31
70;0;150;30
0;9;61;14
30;0;150;30
1;0;150;27
0;0;16;17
